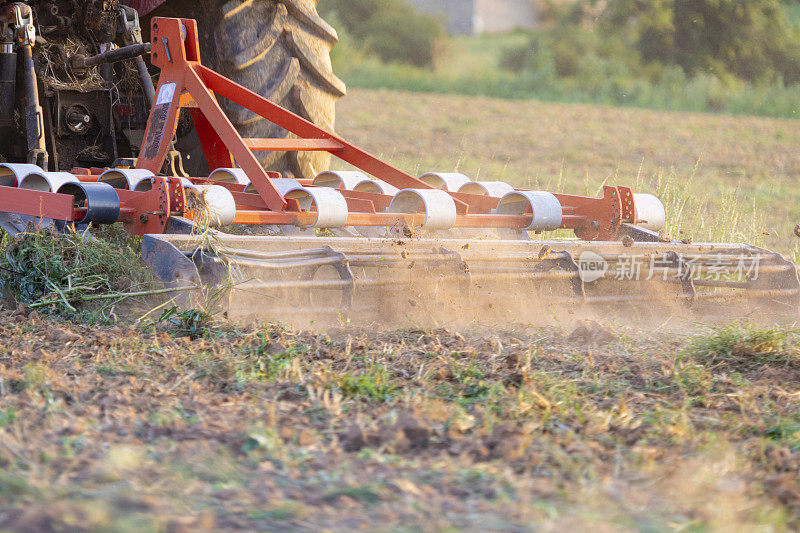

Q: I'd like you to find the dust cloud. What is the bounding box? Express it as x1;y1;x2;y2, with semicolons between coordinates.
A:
211;235;797;334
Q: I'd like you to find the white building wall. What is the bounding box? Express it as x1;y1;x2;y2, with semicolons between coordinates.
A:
409;0;538;34
408;0;475;34
474;0;539;34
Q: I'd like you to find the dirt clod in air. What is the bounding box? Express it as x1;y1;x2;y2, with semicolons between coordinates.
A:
538;244;552;259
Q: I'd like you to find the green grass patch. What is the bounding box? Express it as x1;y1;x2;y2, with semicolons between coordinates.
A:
322;484;382;506
155;307;213;340
0;228;156;322
765;416;800;450
687;323;800;370
0;408;16;427
338;53;800;119
337;364;397;402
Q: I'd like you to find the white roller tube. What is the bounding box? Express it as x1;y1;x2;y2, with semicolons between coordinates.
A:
208;168;250;186
353;179;399;196
272;178;303;196
389;189;457;230
284;186;348;228
0;163;43;187
99;168;155;191
312;170;368;190
19;171;80;192
633;193;666;232
458;181;516;198
189;185;236;226
245;177;301;195
244;178;302;196
418;172;472;191
496;191;563;231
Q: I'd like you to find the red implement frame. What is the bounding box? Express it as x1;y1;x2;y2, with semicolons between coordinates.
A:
0;178;181;236
137;17;440;212
130;17;646;240
0;17;651;241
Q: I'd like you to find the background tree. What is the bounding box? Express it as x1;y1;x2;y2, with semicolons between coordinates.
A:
320;0;445;67
598;0;800;84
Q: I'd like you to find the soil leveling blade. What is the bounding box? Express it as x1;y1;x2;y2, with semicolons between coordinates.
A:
143;234;800;325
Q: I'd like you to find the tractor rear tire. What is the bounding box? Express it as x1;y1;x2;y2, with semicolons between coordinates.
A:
151;0;345;179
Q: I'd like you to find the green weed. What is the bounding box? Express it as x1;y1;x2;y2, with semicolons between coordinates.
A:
764;417;800;450
0;473;40;500
337;364;397;402
688;323;799;370
0;408;16;427
236;335;305;384
250;502;308;521
155;306;213;340
94;363;139;377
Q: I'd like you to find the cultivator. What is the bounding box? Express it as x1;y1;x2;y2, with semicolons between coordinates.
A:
0;17;797;323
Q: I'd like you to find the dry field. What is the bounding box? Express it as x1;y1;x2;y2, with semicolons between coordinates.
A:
336;89;800;257
2;312;800;531
1;90;800;531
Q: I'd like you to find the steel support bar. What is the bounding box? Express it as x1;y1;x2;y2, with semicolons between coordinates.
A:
231;209;542;229
0;185;74;220
182;67;287;211
72;43;152;69
243;138;344;151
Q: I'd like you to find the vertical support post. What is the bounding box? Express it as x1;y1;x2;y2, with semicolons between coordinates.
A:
135;18;188;176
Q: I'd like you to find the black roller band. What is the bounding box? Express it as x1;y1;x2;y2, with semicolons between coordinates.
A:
57;182;120;224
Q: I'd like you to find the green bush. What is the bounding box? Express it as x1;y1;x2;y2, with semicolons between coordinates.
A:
330;1;800;117
320;0;445;67
598;0;800;84
480;0;800;115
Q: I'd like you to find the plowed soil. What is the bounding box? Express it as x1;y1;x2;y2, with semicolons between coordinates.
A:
1;305;798;531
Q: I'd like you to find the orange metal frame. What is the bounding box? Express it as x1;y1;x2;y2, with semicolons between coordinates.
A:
134;17;642;240
0;16;648;241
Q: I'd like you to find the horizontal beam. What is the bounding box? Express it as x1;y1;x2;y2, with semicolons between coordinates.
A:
243;138;344;152
231;210;551;229
0;186;75;220
197;65;461;198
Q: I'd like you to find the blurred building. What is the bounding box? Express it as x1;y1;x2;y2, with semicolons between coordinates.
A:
409;0;539;35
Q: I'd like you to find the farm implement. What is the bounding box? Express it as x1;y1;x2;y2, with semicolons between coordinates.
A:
0;17;798;323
